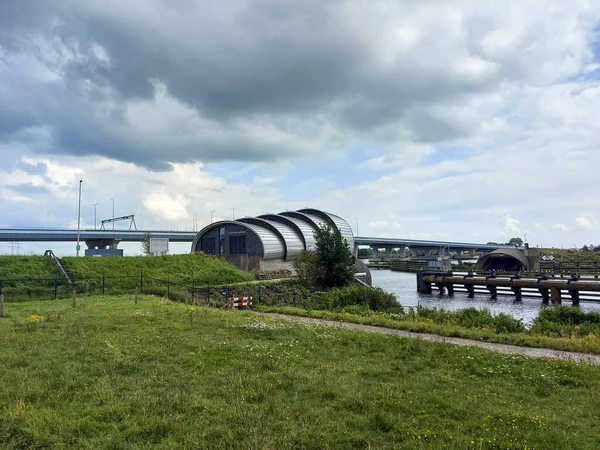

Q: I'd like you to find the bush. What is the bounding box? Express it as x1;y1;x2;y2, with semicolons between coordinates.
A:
534;305;600;326
493;312;526;334
315;286;401;313
404;306;524;333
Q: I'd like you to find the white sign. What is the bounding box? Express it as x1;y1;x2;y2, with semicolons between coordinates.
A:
149;238;169;254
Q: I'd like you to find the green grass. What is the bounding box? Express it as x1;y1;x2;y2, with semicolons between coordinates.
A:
257;306;600;355
61;253;254;286
0;256;63;301
0;254;254;301
0;256;60;279
1;296;600;449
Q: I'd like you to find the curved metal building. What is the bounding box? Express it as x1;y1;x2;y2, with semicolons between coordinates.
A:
191;208;355;272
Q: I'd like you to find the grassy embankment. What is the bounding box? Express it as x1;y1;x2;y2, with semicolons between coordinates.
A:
2;296;600;449
0;254;254;301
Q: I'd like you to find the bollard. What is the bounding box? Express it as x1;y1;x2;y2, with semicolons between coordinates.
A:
134;287;138;304
72;291;77;308
0;294;4;318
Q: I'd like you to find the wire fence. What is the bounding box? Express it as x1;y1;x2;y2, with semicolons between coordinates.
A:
0;274;310;309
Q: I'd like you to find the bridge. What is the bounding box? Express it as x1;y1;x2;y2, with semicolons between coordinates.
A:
354;236;518;260
0;229;196;246
0;227;518;258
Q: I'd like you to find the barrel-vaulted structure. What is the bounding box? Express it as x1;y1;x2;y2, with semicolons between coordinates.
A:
191;209;354;272
475;249;533;272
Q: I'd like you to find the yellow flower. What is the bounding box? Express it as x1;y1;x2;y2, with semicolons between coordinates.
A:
25;314;45;324
188;306;197;313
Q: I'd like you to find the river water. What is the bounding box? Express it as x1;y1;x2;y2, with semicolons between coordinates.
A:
370;269;600;326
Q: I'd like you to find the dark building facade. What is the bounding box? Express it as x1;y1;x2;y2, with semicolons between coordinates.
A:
191;208;354;272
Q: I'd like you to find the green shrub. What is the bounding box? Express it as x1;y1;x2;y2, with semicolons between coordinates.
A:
314;285;401;313
534;305;600;326
493;312;526;334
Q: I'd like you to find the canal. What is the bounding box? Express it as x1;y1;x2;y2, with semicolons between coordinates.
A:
370;269;600;326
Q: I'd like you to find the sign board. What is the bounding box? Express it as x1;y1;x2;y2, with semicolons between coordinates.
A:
149;238;169;254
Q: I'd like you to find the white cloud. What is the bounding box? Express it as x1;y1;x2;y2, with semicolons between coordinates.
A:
575;215;598;230
2;0;600;253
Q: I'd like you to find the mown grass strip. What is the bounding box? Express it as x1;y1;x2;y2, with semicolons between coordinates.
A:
256;306;600;355
1;296;600;449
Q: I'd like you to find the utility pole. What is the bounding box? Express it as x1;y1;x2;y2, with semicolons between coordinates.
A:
76;180;82;256
94;203;98;230
111;198;115;230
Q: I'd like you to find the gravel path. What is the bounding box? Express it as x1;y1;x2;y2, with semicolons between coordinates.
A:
261;313;600;366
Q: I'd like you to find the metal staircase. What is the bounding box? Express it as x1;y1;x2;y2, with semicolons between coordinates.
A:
44;250;73;286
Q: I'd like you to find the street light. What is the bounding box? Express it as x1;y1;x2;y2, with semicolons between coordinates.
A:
231;208;235;220
354;217;359;236
93;203;98;230
210;210;214;223
111;198;115;230
76;180;82;257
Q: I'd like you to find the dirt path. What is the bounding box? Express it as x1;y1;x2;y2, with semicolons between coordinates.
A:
261;313;600;366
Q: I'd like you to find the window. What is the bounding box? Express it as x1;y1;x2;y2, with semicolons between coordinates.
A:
201;237;216;254
229;235;247;254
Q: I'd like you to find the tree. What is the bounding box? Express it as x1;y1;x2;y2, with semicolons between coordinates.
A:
357;248;373;259
507;237;523;246
293;223;355;289
141;232;151;255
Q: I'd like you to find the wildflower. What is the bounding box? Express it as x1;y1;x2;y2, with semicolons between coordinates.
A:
25;314;45;324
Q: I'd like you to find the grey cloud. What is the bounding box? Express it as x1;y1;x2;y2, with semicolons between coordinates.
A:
0;0;597;170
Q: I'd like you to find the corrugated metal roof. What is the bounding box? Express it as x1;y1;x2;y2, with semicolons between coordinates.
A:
237;217;304;261
298;208;355;250
192;208;357;259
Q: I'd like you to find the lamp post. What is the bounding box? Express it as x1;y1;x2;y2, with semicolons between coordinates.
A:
231;208;235;220
93;203;98;230
354;217;359;236
210;210;214;223
76;180;82;256
111;198;115;230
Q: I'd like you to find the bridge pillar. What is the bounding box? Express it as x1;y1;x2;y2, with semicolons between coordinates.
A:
397;246;406;258
384;247;393;261
410;247;424;258
569;290;580;306
371;246;381;259
551;287;562;305
85;239;120;249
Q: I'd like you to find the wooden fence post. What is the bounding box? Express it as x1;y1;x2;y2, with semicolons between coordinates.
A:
134;287;138;304
0;294;4;318
72;291;76;308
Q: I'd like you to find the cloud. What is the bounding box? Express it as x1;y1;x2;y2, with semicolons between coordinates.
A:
2;1;600;254
575;215;598;230
2;0;599;170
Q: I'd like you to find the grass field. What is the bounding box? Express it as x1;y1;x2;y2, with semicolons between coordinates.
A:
0;256;60;279
1;296;600;449
61;253;255;285
0;254;255;301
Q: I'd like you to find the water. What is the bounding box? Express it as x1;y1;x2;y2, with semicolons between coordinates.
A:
370;269;600;326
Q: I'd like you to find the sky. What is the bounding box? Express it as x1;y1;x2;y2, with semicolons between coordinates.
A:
1;0;600;256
